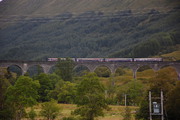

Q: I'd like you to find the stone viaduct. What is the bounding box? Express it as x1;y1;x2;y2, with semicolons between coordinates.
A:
0;60;180;80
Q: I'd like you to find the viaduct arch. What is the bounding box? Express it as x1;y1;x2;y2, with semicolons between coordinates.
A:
0;60;180;80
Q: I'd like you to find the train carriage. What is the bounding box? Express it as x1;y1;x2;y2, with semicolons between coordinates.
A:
48;58;66;61
105;58;133;62
76;58;103;62
48;58;58;61
48;58;163;62
134;58;163;62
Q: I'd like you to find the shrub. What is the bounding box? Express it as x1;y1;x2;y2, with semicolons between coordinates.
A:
40;100;61;120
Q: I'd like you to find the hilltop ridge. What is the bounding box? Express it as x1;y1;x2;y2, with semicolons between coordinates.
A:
1;0;179;17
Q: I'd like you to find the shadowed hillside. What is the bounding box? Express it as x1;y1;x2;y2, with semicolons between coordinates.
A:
0;0;179;60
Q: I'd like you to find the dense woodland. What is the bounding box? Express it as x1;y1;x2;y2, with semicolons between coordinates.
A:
0;8;179;60
0;59;180;120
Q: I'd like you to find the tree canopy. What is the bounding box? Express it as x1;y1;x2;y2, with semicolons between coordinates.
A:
55;58;74;81
40;99;62;120
73;73;109;120
6;76;40;120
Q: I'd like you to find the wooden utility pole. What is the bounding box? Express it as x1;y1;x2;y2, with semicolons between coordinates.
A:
161;90;164;120
125;94;127;106
149;91;152;120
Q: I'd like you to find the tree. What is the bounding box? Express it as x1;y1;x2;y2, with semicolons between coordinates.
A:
166;81;180;120
73;73;109;120
55;58;74;81
34;73;53;102
28;108;37;120
115;67;126;76
48;73;62;89
136;67;177;120
0;68;12;119
135;95;149;120
40;99;61;120
57;81;77;104
0;72;11;108
48;80;76;103
149;67;177;98
94;66;111;77
116;80;144;106
5;76;40;120
48;79;65;100
105;76;117;105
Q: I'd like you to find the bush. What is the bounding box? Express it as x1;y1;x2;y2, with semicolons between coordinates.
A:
28;108;37;120
40;100;61;120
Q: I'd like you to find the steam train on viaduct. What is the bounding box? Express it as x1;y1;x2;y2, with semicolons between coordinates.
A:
47;58;163;62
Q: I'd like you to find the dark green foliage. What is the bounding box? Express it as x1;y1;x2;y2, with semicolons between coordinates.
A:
48;73;62;88
94;66;111;77
111;31;180;58
33;73;53;102
5;76;40;120
57;81;76;104
0;9;179;60
48;79;64;100
0;106;14;120
0;68;15;120
28;108;37;120
73;73;109;120
62;117;78;120
0;75;10;108
35;73;63;102
49;80;77;104
166;81;180;120
55;58;74;81
137;66;151;72
135;98;149;120
115;67;126;76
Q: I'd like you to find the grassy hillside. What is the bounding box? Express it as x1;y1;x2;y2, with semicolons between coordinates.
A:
162;51;180;61
0;0;179;60
153;44;180;61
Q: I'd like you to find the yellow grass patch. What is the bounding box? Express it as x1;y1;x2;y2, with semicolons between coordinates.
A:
24;104;138;120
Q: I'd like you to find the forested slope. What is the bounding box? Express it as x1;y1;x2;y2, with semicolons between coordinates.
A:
0;0;179;60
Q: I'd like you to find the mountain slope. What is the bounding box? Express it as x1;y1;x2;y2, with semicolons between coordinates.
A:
1;0;179;16
0;0;179;60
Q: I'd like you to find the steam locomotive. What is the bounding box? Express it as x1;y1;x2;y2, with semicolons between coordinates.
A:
47;58;163;62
